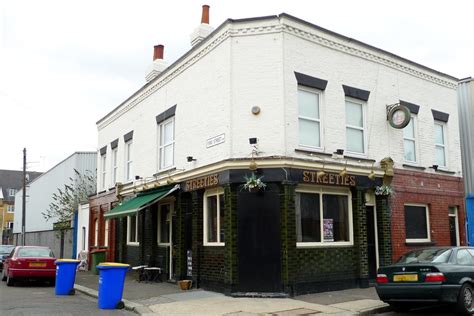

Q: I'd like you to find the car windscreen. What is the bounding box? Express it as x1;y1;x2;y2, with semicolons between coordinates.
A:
17;248;53;258
397;248;452;264
0;245;14;254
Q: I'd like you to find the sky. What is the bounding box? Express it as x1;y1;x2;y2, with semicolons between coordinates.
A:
0;0;473;172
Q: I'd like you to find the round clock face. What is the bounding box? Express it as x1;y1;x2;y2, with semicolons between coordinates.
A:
392;109;406;126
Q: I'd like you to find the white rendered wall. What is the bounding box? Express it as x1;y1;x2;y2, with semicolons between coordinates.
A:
281;18;461;173
97;35;232;190
76;203;89;257
14;152;97;233
96;16;462;189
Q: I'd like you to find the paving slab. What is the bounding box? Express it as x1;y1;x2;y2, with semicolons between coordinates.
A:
329;299;388;314
149;296;348;316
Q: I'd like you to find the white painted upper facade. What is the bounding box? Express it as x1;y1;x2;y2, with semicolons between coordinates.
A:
13;152;97;233
96;14;461;192
76;203;90;258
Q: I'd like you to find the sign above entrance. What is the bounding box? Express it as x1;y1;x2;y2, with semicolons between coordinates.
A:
302;170;356;186
184;174;219;192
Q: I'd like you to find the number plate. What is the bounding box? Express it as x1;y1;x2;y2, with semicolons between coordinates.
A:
29;262;46;268
393;274;418;282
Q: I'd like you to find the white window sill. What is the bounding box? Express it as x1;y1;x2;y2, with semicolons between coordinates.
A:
204;242;225;247
127;242;140;246
296;241;353;248
344;151;368;159
158;243;171;247
405;239;431;243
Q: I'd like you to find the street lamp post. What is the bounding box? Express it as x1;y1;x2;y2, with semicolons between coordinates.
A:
22;148;26;246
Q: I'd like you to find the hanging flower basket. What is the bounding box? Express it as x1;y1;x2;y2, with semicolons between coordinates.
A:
375;185;393;196
241;172;267;192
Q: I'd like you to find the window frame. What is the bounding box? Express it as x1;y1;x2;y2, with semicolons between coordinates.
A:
125;140;133;181
8;189;16;197
403;115;419;164
7;205;14;213
94;219;99;246
297;85;324;150
158;116;175;171
157;202;173;246
434;121;448;168
203;188;225;246
7;221;13;229
449;206;460;246
111;147;118;185
126;214;139;246
404;203;431;243
100;154;107;190
104;219;109;247
345;97;367;156
295;185;353;248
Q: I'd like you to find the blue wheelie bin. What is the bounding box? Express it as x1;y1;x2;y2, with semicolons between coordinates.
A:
97;262;130;309
55;259;81;295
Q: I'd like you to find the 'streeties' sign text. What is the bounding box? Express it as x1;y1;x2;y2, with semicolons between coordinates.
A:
303;170;356;186
184;174;219;191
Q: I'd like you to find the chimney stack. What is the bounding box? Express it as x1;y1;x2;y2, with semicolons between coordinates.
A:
190;5;215;46
153;44;164;61
201;5;210;24
146;44;168;82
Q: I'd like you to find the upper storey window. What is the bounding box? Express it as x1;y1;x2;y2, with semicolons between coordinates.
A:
403;116;417;163
298;87;322;149
345;99;366;154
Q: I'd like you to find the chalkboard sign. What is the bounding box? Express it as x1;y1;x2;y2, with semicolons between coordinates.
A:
187;250;192;277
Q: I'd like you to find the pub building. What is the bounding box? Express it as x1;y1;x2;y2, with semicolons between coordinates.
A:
92;7;465;296
103;158;389;295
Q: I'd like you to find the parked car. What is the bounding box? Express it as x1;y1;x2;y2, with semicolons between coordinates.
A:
0;245;15;271
376;247;474;315
1;246;56;286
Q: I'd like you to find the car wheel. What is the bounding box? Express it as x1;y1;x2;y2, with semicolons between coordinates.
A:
6;274;14;287
1;269;6;282
457;283;474;315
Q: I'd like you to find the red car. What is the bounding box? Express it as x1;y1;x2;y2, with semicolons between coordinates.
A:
1;246;56;286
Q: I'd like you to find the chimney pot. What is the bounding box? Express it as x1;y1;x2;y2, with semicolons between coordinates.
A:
153;44;164;61
201;5;210;24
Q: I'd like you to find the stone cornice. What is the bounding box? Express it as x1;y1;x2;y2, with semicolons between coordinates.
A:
281;23;457;90
98;16;457;130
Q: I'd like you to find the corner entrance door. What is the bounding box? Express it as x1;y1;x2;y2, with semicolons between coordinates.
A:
237;186;281;293
366;205;378;280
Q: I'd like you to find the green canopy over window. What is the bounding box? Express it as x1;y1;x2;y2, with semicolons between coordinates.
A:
104;184;179;219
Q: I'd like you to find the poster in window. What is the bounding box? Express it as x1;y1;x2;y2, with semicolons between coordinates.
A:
323;218;334;242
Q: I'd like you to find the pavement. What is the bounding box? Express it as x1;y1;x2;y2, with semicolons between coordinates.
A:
74;270;390;315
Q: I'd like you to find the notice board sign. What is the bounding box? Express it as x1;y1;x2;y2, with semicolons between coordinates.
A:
187;250;192;277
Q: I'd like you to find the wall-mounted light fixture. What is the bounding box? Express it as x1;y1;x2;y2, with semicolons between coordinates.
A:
336;149;344;155
187;156;197;162
135;175;142;180
249;137;258;145
368;162;376;180
317;160;326;180
339;160;348;177
430;164;439;171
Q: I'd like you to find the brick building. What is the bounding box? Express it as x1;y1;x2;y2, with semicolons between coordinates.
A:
94;7;464;295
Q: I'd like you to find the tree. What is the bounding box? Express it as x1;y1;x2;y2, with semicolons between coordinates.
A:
42;169;96;230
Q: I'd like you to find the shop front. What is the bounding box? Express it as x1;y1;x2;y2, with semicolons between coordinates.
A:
175;166;390;296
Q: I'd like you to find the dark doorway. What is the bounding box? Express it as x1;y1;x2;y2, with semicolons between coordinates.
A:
450;216;457;246
236;185;281;293
366;206;377;280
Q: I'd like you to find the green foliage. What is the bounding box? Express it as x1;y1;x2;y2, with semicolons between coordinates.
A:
42;169;96;230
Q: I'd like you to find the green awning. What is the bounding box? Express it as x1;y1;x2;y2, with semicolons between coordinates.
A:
104;184;179;219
